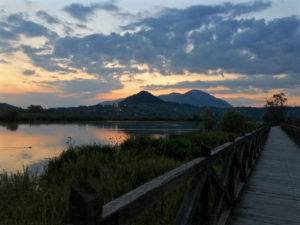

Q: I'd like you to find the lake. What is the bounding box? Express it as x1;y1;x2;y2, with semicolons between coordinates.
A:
0;121;201;173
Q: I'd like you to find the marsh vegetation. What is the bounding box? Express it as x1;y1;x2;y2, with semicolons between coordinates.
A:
0;110;257;225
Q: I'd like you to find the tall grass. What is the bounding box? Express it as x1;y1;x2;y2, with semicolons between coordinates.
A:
0;122;258;225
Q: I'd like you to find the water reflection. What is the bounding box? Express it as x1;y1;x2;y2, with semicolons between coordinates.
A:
0;121;200;173
0;122;19;131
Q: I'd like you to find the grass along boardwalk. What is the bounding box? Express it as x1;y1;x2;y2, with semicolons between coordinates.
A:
228;126;300;225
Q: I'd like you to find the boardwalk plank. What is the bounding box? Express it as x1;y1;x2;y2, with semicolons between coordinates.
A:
228;126;300;225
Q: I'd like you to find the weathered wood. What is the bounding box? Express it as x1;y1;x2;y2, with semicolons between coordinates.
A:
69;181;102;225
101;157;208;224
217;209;232;225
239;147;247;181
228;126;300;225
200;176;212;225
228;138;237;200
211;142;233;159
211;169;233;205
200;144;213;225
211;191;225;225
281;123;300;146
67;125;270;225
173;173;207;225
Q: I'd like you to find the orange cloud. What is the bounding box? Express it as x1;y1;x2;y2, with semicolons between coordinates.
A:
94;69;243;101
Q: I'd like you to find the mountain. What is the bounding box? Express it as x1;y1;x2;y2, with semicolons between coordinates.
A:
158;90;232;108
120;91;165;105
0;103;19;111
99;89;232;108
99;99;124;105
117;91;202;119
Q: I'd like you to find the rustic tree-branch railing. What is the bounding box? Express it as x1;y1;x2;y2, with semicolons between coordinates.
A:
280;123;300;146
68;125;270;225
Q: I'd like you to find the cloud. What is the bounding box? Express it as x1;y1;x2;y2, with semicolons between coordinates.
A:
23;70;35;76
42;78;123;95
36;11;59;24
0;92;97;108
15;1;300;100
7;13;57;38
224;97;264;106
143;74;300;93
0;25;18;40
0;13;57;54
63;2;119;21
22;45;76;73
0;59;9;64
43;1;297;75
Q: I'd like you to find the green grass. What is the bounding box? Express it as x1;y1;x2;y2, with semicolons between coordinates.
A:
0;121;259;225
0;145;182;225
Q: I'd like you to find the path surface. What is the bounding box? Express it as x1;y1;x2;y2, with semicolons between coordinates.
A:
228;126;300;225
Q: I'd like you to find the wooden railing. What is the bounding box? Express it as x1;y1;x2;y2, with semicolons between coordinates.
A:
280;123;300;145
68;125;270;225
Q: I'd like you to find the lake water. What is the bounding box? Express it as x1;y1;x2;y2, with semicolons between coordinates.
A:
0;121;201;173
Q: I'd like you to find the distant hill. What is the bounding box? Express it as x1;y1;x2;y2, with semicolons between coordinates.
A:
100;99;123;105
100;89;232;108
0;103;19;111
116;91;203;119
1;95;300;121
120;91;165;105
158;90;232;108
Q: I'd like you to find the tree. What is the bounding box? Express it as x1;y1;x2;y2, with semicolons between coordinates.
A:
5;109;19;122
219;110;247;133
200;108;216;130
263;93;287;122
27;105;44;113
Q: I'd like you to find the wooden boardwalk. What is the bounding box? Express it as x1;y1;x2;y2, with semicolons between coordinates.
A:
228;126;300;225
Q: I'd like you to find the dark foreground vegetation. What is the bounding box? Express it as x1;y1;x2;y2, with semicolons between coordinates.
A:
0;110;259;225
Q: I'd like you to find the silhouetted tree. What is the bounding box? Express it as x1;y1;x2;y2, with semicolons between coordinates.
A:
263;93;287;122
27;105;44;113
219;110;247;133
200;108;216;130
5;110;19;122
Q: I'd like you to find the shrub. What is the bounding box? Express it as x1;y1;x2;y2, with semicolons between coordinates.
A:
219;110;247;133
200;108;217;130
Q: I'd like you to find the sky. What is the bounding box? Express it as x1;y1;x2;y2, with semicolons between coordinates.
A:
0;0;299;108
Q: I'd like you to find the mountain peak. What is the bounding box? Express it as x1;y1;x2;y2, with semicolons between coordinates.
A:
185;89;210;96
137;90;153;96
0;103;19;111
158;89;232;108
120;90;165;105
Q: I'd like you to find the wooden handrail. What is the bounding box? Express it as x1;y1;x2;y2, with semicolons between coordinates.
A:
68;125;270;225
280;123;300;145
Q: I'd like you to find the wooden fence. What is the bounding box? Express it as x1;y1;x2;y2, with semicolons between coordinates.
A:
280;123;300;145
68;125;270;225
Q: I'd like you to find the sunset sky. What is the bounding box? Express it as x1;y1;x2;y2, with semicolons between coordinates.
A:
0;0;299;108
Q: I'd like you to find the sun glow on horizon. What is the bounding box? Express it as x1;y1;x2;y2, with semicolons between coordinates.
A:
0;0;299;107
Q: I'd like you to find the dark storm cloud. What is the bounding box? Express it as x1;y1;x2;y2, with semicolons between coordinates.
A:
23;70;36;76
63;1;119;21
36;11;59;24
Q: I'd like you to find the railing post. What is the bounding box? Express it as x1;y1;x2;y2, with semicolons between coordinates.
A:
228;135;236;199
69;180;102;225
200;144;212;225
